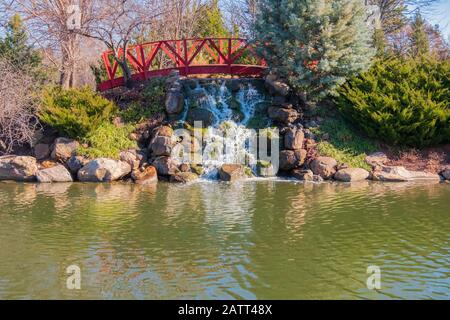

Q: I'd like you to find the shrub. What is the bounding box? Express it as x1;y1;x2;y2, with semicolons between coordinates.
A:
121;78;166;123
0;59;40;154
310;107;378;170
39;86;118;139
77;122;137;159
335;56;450;148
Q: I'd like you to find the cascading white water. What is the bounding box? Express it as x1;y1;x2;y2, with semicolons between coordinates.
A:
184;80;269;179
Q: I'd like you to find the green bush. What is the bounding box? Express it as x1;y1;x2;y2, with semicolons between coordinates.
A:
39;86;118;139
121;78;166;123
336;57;450;148
77;122;137;159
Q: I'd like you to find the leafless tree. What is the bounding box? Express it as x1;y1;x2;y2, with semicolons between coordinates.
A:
222;0;259;38
77;0;167;88
1;0;97;88
0;59;41;154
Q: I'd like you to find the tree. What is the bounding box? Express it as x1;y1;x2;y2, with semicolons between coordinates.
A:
0;14;42;71
196;0;229;37
255;0;375;102
410;11;429;56
78;0;165;88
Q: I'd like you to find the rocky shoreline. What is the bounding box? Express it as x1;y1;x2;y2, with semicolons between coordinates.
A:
1;73;449;185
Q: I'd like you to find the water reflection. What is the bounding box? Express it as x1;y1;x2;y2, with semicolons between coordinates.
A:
0;180;448;299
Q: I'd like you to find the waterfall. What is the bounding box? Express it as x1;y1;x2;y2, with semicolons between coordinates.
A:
183;80;270;179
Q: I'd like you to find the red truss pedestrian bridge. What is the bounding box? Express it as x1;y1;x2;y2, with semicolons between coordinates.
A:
98;38;267;91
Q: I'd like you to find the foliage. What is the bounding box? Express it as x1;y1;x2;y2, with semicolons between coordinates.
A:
254;0;375;101
77;122;137;159
0;59;41;154
0;14;45;81
39;86;118;139
410;12;429;57
121;78;166;123
196;0;230;37
90;60;108;85
335;56;450;148
310;106;378;170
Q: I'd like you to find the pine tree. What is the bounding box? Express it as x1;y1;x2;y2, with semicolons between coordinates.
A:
0;14;42;71
254;0;375;101
410;12;430;57
196;0;230;37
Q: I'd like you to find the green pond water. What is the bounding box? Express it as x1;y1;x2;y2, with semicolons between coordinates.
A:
0;180;448;300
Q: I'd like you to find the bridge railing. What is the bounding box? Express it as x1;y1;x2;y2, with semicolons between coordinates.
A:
98;38;266;91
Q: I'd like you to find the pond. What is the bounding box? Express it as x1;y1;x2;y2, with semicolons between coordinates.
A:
0;180;448;299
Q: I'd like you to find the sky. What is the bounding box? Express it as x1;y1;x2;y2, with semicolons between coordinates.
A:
423;0;450;40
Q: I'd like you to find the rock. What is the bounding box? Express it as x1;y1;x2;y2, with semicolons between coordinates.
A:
257;161;276;177
272;95;286;106
39;160;58;169
292;169;314;181
284;127;304;150
365;152;388;166
371;166;441;182
279;150;297;171
265;75;290;96
441;169;450;180
150;136;173;157
268;107;299;124
191;164;204;176
152;156;179;176
187;108;216;127
279;149;307;171
112;117;124;127
310;157;337;180
165;88;184;114
334;168;370;182
179;163;191;172
153;126;173;138
119;150;143;170
132;166;158;185
51;138;79;161
36;164;73;183
219;164;246;182
34;144;50;160
229;79;241;92
0;155;38;181
313;175;324;182
77;158;131;182
66;156;89;175
170;172;198;183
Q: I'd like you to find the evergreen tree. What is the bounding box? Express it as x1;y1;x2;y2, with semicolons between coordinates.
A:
255;0;375;101
0;14;42;71
410;11;430;57
196;0;230;37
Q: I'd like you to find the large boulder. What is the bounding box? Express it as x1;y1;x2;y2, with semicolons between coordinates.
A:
441;168;450;180
284;127;304;150
150;136;173;157
0;155;38;181
265;75;290;96
371;166;441;182
186;108;216;127
152;125;173;138
219;164;246;182
310;156;337;179
152;156;179;176
334;168;370;182
132;166;158;185
257;161;277;177
77;158;131;182
170;172;199;183
66;155;89;175
34;143;51;160
165;88;184;114
365;152;388;166
120;150;144;170
268;107;299;124
36;164;73;183
279;149;307;171
291;169;314;181
51;138;79;161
